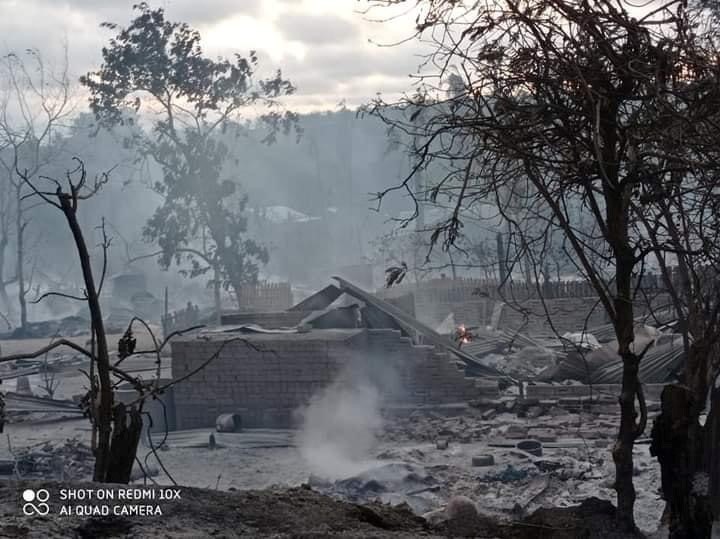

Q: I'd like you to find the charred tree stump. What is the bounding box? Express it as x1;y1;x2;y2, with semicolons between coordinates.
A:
704;388;720;517
651;384;714;538
105;402;143;484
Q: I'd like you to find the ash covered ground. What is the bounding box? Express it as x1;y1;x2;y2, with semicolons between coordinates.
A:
1;363;667;537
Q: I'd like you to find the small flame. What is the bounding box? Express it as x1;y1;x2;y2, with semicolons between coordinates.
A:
456;324;473;345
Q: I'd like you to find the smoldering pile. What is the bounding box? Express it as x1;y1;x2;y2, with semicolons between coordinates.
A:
0;438;94;480
307;461;443;514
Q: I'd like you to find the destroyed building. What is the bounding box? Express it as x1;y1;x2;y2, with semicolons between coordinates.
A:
170;277;500;429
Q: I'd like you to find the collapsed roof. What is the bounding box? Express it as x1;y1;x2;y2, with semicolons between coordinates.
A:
422;307;682;384
284;277;502;377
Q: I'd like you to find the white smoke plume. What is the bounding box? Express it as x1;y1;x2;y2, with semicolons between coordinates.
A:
296;369;386;480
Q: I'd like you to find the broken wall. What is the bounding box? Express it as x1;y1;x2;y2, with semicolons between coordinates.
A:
170;329;478;429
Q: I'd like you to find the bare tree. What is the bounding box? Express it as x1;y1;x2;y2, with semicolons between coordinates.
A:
0;180;14;319
0;159;267;483
365;0;720;532
37;333;63;399
639;167;720;533
0;47;75;332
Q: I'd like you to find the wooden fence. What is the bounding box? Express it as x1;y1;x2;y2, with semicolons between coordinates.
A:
236;281;293;313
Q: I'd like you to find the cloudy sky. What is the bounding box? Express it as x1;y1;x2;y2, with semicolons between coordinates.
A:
0;0;426;111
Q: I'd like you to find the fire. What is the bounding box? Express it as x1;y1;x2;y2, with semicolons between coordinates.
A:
455;324;473;345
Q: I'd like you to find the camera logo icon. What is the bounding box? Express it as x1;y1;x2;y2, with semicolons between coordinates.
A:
22;489;50;516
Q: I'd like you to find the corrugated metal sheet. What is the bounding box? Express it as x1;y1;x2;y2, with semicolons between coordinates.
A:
538;341;684;384
461;330;548;358
585;309;677;343
289;285;343;312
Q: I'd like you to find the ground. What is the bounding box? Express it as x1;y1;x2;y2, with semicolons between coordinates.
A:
0;480;648;538
0;480;434;538
0;334;688;538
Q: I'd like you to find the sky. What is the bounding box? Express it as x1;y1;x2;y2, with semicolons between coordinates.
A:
0;0;427;112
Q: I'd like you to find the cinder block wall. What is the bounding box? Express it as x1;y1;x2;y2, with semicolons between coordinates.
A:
497;294;670;336
413;299;494;329
498;297;609;335
171;329;478;429
393;293;671;336
406;296;607;334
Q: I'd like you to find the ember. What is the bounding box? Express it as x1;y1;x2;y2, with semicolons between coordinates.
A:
455;325;475;346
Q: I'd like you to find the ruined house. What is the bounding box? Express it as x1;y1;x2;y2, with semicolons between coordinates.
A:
170;277;500;429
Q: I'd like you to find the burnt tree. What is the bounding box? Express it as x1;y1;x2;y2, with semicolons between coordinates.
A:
366;0;720;531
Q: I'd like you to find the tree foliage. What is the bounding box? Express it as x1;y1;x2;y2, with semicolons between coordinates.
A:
81;3;298;308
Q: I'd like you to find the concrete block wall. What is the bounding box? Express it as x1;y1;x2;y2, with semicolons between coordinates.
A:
364;329;478;406
413;299;494;329
406;296;606;335
171;329;480;429
398;293;672;337
171;335;350;429
526;382;665;402
497;297;608;336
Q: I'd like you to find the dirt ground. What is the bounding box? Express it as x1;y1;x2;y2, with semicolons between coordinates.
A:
0;479;651;538
0;480;436;538
2;404;666;537
0;335;688;538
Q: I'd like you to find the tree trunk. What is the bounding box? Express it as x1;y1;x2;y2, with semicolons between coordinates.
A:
105;402;143;484
213;267;222;327
0;237;12;320
496;232;508;284
231;279;243;314
610;239;642;531
58;195;114;482
651;383;714;538
706;387;720;517
613;350;641;531
15;185;27;331
0;284;10;323
651;340;718;538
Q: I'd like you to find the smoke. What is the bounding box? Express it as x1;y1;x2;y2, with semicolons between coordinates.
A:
296;365;388;480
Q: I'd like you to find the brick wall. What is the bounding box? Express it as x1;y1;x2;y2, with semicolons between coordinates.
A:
391;295;606;334
497;297;609;336
364;329;477;406
383;294;672;336
526;382;665;402
413;299;494;329
378;278;671;336
170;329;478;429
496;294;670;336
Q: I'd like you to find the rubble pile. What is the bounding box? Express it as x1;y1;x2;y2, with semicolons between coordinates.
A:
381;410;493;443
380;404;625;445
0;315;89;340
13;438;93;480
472;346;559;378
363;406;663;532
309;461;443;514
